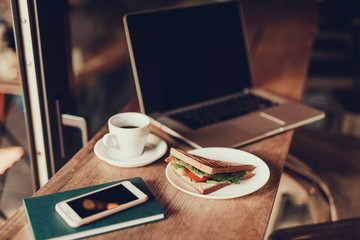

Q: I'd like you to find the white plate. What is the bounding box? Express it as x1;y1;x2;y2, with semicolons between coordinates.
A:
94;133;167;167
165;147;270;199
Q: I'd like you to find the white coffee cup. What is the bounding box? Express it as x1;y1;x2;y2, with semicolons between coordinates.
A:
102;112;151;158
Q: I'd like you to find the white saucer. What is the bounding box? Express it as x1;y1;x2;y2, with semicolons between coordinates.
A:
94;133;167;167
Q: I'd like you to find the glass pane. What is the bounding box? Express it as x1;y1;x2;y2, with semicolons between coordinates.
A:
0;0;33;224
66;0;213;137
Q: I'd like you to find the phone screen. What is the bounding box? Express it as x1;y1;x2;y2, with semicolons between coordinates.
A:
67;184;139;218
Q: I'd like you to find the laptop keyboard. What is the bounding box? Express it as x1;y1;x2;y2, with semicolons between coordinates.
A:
169;94;277;129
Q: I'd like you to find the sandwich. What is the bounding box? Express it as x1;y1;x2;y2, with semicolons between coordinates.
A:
165;148;256;194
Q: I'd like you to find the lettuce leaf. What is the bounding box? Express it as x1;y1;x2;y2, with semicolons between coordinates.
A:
171;157;246;184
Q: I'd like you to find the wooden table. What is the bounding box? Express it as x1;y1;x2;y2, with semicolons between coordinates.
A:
0;1;317;239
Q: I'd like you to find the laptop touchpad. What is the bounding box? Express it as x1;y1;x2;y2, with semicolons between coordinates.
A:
233;113;284;135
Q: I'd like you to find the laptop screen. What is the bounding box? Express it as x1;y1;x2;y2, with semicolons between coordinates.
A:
125;1;252;115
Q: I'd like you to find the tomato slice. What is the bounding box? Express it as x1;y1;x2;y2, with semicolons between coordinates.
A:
165;156;176;163
184;168;210;182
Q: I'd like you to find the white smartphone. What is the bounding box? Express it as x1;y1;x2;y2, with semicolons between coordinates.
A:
55;181;148;227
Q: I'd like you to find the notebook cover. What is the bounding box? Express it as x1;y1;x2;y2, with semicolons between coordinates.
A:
23;177;165;240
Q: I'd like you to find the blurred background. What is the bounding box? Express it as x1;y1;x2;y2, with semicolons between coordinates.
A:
0;0;360;238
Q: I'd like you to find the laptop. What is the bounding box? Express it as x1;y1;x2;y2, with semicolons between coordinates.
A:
123;1;325;148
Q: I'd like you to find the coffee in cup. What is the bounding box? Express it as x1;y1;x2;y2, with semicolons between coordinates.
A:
102;112;151;158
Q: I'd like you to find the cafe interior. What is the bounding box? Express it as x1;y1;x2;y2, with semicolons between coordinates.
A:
0;0;360;239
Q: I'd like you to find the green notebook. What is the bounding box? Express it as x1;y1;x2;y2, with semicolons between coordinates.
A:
23;177;165;240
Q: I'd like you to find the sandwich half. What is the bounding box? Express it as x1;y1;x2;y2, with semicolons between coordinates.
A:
166;148;255;194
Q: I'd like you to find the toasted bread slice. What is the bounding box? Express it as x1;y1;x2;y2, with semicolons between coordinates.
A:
169;148;256;174
172;167;231;194
171;166;255;194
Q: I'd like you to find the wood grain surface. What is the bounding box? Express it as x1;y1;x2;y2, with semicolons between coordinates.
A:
0;1;317;239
